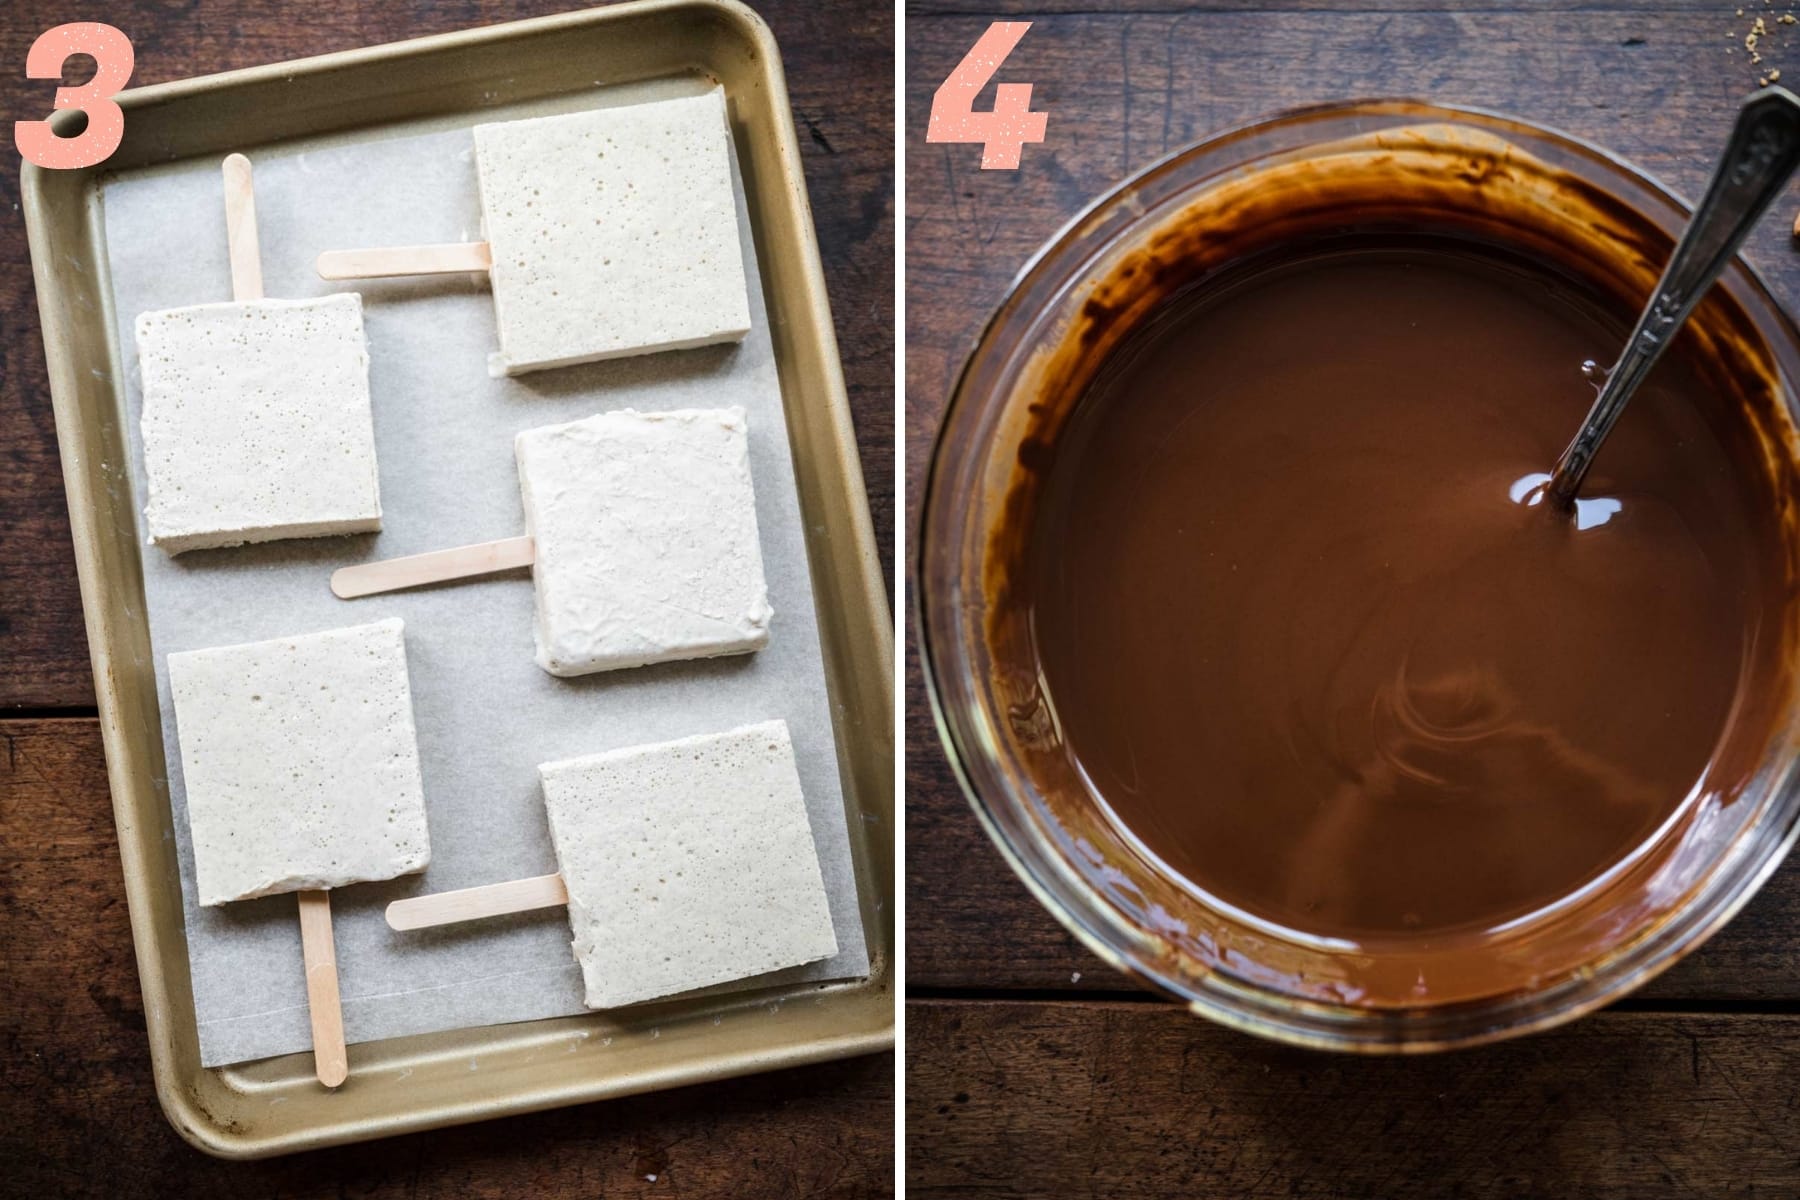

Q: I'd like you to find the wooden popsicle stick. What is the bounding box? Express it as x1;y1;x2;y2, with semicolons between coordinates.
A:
225;154;348;1088
330;535;535;599
222;153;264;302
386;873;569;931
297;890;349;1088
316;242;493;280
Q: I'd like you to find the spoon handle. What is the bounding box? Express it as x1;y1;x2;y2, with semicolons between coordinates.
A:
1548;87;1800;505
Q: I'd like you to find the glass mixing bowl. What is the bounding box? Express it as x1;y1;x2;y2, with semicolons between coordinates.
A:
916;100;1800;1052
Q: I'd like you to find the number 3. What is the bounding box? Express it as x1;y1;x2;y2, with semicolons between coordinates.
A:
15;23;134;170
926;22;1048;170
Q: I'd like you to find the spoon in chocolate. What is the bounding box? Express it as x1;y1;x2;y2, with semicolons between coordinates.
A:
1543;86;1800;508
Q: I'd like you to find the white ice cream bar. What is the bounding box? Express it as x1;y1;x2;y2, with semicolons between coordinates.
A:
539;719;838;1009
168;618;431;906
135;293;381;554
515;406;773;676
472;89;752;376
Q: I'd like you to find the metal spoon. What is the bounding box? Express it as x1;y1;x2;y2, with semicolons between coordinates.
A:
1546;87;1800;507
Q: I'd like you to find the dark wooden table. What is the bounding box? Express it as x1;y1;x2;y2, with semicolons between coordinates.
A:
907;3;1800;1195
0;1;893;1195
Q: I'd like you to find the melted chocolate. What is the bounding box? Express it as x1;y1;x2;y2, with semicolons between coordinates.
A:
1022;239;1789;941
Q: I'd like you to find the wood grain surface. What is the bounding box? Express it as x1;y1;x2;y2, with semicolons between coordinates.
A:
0;0;893;1193
906;4;1800;1195
908;999;1800;1198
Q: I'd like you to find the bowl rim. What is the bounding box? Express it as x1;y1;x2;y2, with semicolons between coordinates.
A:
914;96;1800;1052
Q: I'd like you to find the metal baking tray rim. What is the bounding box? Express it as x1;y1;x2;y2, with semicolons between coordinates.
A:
24;0;893;1158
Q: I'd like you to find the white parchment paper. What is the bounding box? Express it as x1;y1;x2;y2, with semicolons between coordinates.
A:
99;79;871;1067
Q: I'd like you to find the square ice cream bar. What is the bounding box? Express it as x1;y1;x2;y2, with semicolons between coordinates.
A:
514;406;773;676
472;88;752;376
167;618;431;906
539;719;838;1008
135;293;381;554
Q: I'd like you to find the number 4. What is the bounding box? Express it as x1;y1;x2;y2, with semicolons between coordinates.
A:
926;21;1048;170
